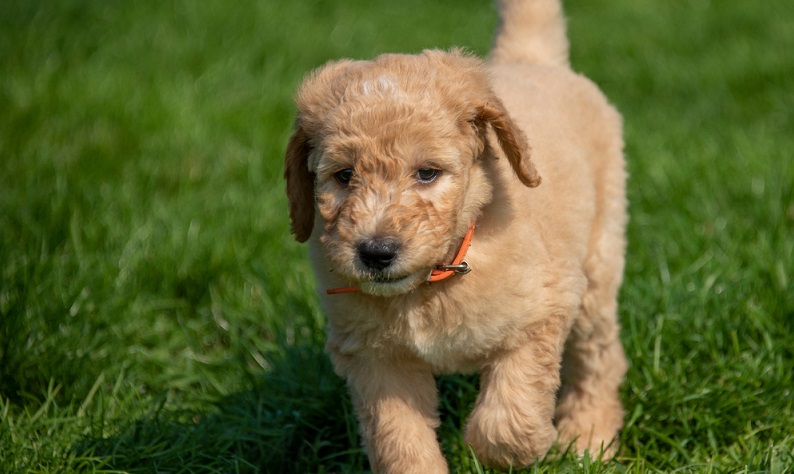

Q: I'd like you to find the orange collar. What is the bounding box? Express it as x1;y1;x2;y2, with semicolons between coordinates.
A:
327;223;476;295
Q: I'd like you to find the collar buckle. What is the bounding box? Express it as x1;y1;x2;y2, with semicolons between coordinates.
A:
433;262;471;275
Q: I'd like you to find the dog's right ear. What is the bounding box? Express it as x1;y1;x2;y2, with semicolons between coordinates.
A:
284;60;359;242
284;123;315;243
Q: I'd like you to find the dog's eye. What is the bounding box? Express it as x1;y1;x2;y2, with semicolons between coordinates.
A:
335;169;354;185
416;168;440;183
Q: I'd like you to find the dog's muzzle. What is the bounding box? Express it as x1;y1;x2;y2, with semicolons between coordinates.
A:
326;224;476;295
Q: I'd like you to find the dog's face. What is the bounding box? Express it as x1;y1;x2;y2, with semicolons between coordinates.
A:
285;50;540;296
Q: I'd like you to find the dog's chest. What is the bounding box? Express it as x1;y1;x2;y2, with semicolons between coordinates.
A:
403;305;512;373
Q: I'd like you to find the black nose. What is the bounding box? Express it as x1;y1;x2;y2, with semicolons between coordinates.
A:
358;239;400;271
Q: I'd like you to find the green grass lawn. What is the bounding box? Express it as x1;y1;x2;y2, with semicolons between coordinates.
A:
1;0;792;472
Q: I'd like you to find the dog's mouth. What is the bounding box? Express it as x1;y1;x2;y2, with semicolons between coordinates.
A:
371;274;409;284
357;270;426;296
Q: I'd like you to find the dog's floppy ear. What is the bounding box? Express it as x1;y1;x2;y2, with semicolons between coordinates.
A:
284;59;359;242
284;123;315;243
433;49;539;187
284;59;356;242
476;99;541;188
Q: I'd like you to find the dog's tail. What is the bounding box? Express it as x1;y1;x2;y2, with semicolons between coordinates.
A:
490;0;569;67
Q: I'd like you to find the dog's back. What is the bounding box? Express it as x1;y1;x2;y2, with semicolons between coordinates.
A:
483;0;625;277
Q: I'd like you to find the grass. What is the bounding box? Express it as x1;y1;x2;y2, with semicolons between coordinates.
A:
1;0;792;472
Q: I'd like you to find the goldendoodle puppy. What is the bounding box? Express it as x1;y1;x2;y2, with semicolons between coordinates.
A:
284;0;627;471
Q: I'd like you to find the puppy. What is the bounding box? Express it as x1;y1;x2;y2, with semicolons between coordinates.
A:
284;0;627;471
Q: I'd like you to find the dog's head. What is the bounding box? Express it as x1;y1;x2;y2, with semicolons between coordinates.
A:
285;50;540;296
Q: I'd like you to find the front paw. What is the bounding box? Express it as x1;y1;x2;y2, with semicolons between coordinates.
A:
464;407;557;469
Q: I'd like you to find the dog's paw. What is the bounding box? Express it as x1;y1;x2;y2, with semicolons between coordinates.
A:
464;407;556;469
555;397;623;459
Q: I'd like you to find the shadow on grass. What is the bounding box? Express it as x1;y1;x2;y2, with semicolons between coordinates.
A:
76;344;368;473
75;339;486;473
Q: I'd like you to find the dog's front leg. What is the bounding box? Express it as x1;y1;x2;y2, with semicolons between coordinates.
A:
344;352;447;474
464;315;570;469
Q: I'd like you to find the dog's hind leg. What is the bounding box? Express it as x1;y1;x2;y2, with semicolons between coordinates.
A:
555;209;628;458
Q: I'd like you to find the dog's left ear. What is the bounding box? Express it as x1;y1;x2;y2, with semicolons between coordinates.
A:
284;123;315;243
476;99;541;188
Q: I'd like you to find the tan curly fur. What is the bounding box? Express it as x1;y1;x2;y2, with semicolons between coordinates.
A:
284;0;627;471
